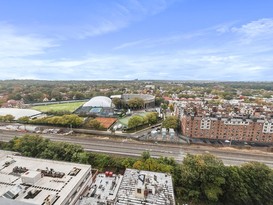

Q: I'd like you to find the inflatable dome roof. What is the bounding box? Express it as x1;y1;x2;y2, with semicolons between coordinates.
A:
82;96;113;108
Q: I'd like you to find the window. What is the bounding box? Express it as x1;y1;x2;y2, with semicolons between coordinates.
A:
137;189;142;194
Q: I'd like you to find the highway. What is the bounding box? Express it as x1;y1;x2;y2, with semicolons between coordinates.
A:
1;130;273;168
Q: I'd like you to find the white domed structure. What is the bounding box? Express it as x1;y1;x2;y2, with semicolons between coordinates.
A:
74;96;114;116
83;96;114;108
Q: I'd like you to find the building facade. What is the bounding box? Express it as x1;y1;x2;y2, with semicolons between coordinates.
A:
181;115;273;143
176;101;273;143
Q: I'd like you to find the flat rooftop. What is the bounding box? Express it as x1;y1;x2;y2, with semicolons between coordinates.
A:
0;108;42;120
78;173;123;205
116;169;175;205
0;150;92;205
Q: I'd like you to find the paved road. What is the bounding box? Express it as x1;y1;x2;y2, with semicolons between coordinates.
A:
0;130;273;168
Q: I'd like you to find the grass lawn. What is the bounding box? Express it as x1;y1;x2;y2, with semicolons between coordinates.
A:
118;112;150;126
118;116;131;126
32;102;84;113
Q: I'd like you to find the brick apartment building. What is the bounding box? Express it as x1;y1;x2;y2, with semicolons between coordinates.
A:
181;115;273;143
176;101;273;143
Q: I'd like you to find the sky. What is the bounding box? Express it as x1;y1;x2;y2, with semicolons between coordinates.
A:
0;0;273;81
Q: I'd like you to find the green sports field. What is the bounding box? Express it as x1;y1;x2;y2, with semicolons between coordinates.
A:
118;112;149;126
32;102;84;113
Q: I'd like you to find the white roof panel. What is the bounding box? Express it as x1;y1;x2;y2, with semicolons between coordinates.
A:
83;96;113;108
0;108;41;120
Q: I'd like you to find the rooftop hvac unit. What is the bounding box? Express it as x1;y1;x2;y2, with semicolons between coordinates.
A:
21;171;41;185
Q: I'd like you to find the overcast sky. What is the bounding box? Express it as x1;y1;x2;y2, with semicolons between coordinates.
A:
1;0;273;81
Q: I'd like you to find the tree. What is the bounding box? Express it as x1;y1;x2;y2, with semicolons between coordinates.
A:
121;157;137;168
4;114;15;122
62;114;83;127
18;116;30;124
112;98;125;109
178;154;226;204
128;97;144;109
128;115;144;129
40;141;84;161
8;135;49;157
162;116;179;129
141;151;151;161
221;92;234;100
50;88;62;101
32;91;43;102
71;152;89;164
169;104;174;112
74;92;85;100
31;114;83;127
161;103;168;111
133;155;173;173
239;162;273;205
145;112;158;125
220;166;249;205
155;97;164;106
86;119;103;130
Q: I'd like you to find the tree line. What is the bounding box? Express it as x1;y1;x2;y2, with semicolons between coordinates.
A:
0;134;272;205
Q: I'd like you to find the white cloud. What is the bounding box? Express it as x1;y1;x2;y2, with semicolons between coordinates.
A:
114;39;150;50
1;18;273;81
71;0;175;39
0;48;271;81
114;31;206;50
0;23;56;58
232;18;273;37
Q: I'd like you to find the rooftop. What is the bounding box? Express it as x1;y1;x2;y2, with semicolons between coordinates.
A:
116;169;175;205
0;108;42;120
77;169;175;205
78;172;123;205
95;117;117;129
83;96;113;108
0;150;92;205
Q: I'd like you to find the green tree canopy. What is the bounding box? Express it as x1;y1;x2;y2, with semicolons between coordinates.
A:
112;98;125;109
178;154;226;204
7;135;49;157
86;119;103;130
240;162;273;205
128;97;144;109
162;116;179;129
31;114;83;127
128;115;144;129
17;116;30;124
145;112;158;125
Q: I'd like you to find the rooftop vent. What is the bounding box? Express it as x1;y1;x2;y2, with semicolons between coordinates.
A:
13;166;28;174
68;167;81;176
38;168;65;178
24;189;41;199
3;159;16;167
